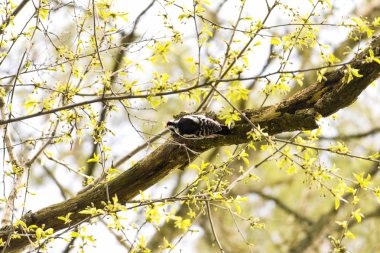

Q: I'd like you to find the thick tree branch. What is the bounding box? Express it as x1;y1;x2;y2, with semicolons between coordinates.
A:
1;36;380;252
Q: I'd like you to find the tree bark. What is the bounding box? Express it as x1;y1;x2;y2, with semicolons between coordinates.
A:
1;36;380;252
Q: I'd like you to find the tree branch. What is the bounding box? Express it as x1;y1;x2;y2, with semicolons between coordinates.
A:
288;160;380;253
1;36;380;252
0;0;30;36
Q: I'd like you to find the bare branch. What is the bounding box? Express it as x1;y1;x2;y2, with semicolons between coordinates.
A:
288;161;380;253
0;36;380;253
206;201;225;253
0;0;31;36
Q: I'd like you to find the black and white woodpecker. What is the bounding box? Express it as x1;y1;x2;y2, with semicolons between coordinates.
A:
166;115;230;138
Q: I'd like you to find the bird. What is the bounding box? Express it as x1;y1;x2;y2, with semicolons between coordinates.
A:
166;114;230;138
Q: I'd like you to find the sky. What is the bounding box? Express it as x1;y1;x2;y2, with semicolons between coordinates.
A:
1;0;379;252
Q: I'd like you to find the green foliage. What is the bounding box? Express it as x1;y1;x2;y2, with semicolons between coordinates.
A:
1;0;380;252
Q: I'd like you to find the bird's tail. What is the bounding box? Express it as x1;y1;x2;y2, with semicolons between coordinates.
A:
217;125;230;135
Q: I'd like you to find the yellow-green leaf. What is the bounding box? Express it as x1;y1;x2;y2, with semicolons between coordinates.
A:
270;37;281;45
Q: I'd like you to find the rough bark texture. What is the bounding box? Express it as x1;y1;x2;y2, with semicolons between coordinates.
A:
1;36;380;252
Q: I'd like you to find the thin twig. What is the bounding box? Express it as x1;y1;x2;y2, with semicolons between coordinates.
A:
0;52;27;227
43;152;92;179
206;201;225;253
225;133;300;194
0;0;31;36
226;207;254;253
273;137;380;163
91;0;104;69
0;83;210;126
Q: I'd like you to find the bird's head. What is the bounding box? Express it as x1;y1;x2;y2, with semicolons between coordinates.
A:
166;120;177;133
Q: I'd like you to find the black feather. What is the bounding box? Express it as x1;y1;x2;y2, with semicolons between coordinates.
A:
176;117;200;136
167;114;231;138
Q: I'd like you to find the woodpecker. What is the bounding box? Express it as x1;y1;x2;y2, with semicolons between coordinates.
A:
166;115;230;138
